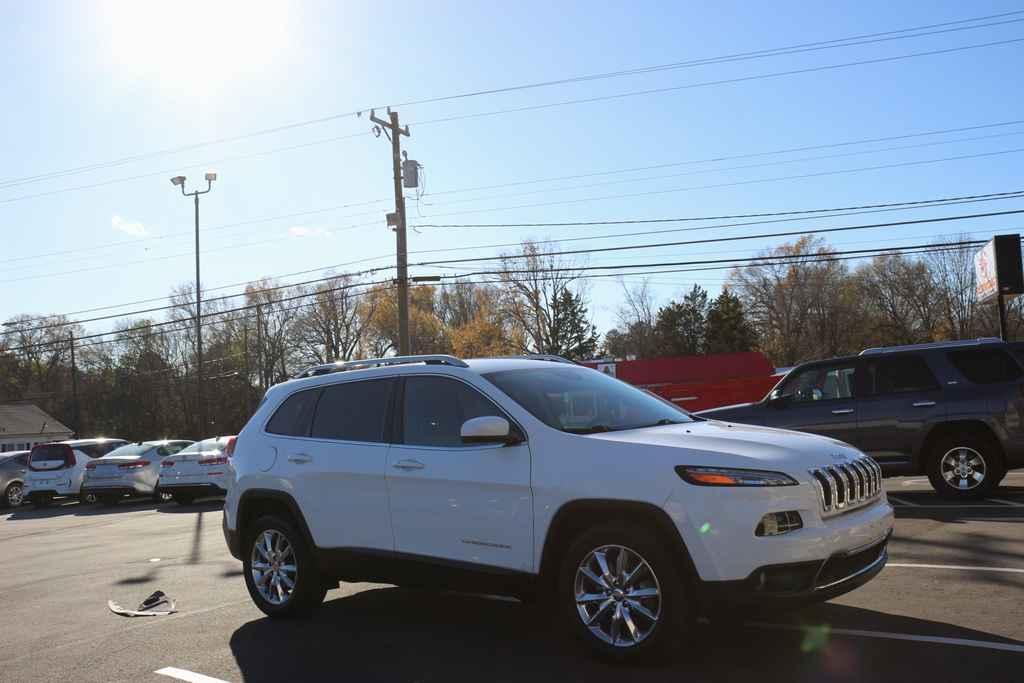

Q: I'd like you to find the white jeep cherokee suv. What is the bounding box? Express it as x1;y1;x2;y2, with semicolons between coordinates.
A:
224;355;893;660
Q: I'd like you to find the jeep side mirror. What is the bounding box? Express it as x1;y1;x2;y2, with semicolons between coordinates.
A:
460;416;521;445
767;392;789;408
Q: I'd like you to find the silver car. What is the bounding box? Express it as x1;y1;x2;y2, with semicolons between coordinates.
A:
0;451;30;508
81;440;193;505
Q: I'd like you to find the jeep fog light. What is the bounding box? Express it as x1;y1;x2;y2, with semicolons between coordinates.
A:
755;511;803;537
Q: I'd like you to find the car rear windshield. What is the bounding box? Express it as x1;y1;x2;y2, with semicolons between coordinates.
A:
103;444;153;458
482;366;692;434
947;349;1023;384
29;444;71;464
178;438;228;454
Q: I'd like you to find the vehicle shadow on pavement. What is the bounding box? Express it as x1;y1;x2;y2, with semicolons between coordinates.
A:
229;588;1024;683
4;498;161;520
155;499;224;514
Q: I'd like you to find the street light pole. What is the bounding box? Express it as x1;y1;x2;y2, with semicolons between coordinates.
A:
171;173;217;434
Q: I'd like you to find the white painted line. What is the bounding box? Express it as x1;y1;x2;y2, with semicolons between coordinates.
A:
891;503;1021;509
989;498;1024;507
888;562;1024;574
886;495;919;506
155;667;229;683
747;621;1024;654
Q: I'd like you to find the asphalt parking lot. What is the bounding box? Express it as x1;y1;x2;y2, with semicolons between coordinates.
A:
1;474;1022;683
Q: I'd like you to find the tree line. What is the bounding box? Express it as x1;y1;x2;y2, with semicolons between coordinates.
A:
1;235;1018;439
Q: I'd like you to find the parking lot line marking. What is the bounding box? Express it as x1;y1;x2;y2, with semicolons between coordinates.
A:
886;495;919;506
154;667;229;683
887;562;1024;574
747;622;1024;654
988;498;1024;507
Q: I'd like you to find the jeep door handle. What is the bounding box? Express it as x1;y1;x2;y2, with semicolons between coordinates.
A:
912;401;936;407
392;459;426;471
287;453;313;464
831;408;855;415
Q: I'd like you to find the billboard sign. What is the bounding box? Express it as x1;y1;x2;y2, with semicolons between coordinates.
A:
975;240;999;304
975;234;1024;304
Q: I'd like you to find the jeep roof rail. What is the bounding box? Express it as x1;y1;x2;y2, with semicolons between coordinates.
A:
522;354;576;364
294;354;469;379
859;337;1004;355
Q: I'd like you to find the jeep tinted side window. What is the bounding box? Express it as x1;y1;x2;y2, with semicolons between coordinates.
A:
402;376;505;447
864;355;939;394
310;379;394;443
266;389;321;437
947;349;1023;384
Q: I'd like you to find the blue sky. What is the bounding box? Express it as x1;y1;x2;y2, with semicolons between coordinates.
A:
3;0;1024;337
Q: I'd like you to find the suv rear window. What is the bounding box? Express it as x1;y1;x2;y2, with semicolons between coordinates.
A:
947;349;1023;384
864;355;939;394
79;441;128;458
266;389;321;437
310;379;394;443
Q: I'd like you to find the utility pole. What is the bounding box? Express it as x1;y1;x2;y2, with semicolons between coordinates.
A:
69;332;79;436
998;294;1008;340
369;108;411;355
171;173;217;435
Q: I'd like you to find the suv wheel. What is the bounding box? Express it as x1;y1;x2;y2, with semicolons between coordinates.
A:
3;482;24;508
243;515;326;618
926;431;1005;499
558;522;688;661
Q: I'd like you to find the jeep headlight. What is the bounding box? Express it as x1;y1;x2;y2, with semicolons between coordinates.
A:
675;466;798;487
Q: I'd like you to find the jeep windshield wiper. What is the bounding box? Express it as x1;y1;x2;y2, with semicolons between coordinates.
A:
563;425;616;434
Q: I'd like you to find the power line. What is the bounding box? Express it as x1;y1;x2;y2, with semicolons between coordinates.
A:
5;190;1021;331
8;118;1024;269
423;119;1024;198
410;37;1024;128
410;209;1024;267
2;241;982;355
4;9;1019;190
411;147;1024;222
414;129;1024;211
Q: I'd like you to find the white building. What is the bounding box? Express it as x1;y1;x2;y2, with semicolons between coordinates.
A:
0;404;73;453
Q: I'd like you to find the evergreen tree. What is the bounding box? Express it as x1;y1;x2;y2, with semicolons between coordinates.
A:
653;285;708;356
705;288;756;353
547;289;599;360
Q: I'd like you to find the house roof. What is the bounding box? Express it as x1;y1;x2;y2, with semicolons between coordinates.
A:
0;404;73;439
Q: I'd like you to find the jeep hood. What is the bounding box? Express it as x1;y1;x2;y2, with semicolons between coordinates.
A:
583;419;862;471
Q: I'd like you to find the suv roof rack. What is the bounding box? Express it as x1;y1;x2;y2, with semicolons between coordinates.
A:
494;354;576;364
859;338;1004;355
294;354;469;379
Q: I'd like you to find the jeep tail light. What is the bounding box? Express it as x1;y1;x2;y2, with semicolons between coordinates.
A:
200;456;229;466
223;436;237;459
119;460;150;470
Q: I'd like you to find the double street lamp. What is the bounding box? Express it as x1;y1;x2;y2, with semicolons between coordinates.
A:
171;172;217;434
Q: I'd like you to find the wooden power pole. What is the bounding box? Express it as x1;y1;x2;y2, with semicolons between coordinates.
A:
370;108;411;356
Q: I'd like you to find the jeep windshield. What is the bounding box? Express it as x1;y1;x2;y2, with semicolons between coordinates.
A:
482;366;693;434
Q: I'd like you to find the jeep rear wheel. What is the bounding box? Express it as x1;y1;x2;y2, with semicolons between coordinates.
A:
243;515;326;618
927;431;1005;500
558;522;689;661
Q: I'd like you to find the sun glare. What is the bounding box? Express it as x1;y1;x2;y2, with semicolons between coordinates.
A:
98;0;292;93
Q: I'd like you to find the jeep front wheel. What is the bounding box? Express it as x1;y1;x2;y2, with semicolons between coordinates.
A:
243;515;326;617
558;522;688;661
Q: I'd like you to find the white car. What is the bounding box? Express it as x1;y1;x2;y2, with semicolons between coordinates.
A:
81;440;193;505
158;436;236;505
24;438;128;505
223;355;894;660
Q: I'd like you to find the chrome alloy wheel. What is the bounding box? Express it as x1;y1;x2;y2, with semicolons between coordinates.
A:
940;446;987;490
574;544;662;648
251;529;298;605
7;483;24;507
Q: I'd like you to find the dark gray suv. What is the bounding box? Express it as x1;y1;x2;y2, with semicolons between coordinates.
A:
698;339;1024;499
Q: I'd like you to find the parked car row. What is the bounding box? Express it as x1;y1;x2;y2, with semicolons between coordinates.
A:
8;436;236;508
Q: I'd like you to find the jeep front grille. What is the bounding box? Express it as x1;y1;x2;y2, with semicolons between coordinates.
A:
810;457;882;515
